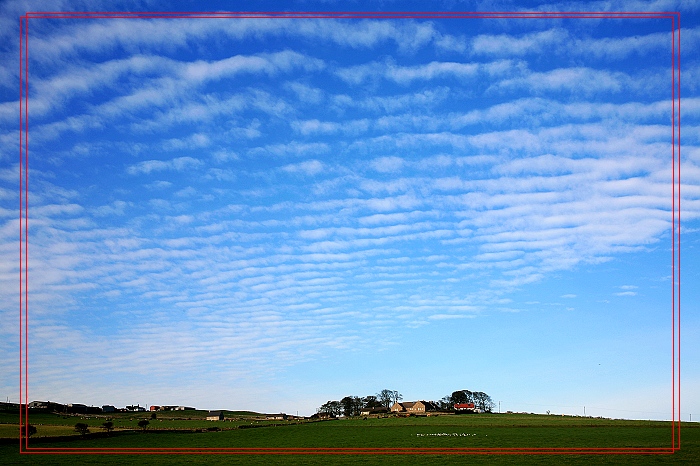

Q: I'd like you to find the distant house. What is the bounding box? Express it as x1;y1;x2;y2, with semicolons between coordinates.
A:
102;405;116;413
265;413;288;420
454;403;477;413
67;403;88;414
29;401;66;412
390;401;439;414
206;411;224;421
126;405;146;412
155;405;194;411
360;407;389;416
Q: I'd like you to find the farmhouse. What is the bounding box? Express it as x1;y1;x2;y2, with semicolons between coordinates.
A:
454;402;478;413
126;404;146;412
206;411;224;421
390;401;439;414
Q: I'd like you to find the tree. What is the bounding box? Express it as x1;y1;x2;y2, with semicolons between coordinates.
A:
137;419;149;432
74;422;89;436
362;395;382;409
439;395;453;411
24;425;37;438
462;390;474;404
377;389;394;408
443;389;493;411
340;396;363;417
451;390;468;405
318;400;342;417
101;421;114;434
473;391;495;412
151;412;157;419
390;390;403;405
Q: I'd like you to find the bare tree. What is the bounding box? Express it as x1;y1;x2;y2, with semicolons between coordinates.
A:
377;389;397;408
101;421;114;435
473;392;495;412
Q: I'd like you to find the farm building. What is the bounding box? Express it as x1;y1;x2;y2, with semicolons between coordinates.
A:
390;401;439;414
454;403;478;413
206;411;224;421
359;407;389;416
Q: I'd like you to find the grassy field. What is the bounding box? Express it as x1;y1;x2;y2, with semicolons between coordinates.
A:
1;411;698;465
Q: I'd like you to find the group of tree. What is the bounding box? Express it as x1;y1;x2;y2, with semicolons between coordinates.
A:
439;390;495;413
317;389;402;417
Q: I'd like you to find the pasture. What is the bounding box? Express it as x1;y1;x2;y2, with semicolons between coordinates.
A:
1;411;698;465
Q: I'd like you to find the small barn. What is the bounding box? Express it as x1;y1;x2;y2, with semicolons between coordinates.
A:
360;407;389;416
206;410;224;421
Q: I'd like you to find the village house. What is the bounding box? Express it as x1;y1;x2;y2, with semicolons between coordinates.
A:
125;404;146;412
454;402;478;413
206;410;224;421
390;401;439;414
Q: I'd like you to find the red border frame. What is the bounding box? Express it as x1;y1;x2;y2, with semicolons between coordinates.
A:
18;11;681;456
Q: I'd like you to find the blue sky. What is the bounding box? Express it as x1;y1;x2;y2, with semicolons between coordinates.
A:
1;0;699;422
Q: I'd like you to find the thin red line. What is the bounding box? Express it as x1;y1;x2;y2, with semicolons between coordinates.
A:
20;11;678;18
676;12;681;451
22;14;677;19
24;10;679;14
25;446;675;451
671;13;676;452
18;14;23;454
24;12;29;453
23;10;678;14
23;444;676;456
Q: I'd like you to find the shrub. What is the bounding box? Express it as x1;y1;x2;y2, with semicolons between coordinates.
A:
74;422;89;436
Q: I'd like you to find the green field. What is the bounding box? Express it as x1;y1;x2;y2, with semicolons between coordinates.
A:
1;411;698;465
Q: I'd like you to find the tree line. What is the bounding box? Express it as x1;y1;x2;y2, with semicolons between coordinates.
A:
317;388;495;416
439;390;495;412
317;389;402;417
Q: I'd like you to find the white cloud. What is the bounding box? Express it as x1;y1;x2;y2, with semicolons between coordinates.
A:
494;67;629;95
282;160;325;176
472;28;569;56
126;156;203;175
370;156;405;173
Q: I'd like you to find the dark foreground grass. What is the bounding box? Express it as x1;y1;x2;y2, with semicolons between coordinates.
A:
2;415;698;465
